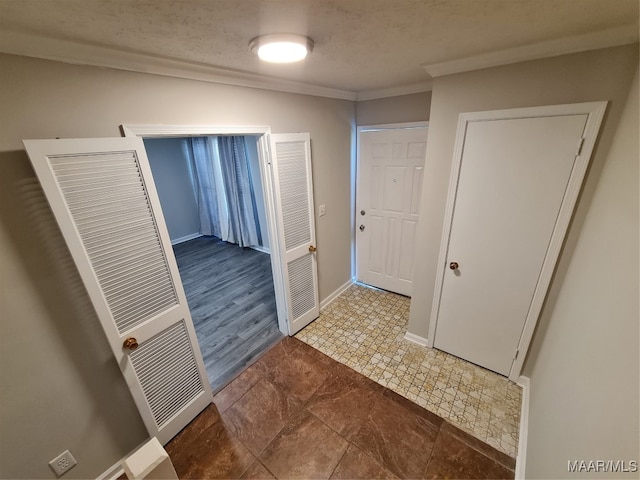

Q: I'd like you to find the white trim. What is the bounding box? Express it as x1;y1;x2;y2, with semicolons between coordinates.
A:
422;25;638;78
171;232;202;245
120;123;290;336
0;30;356;101
515;376;530;480
357;121;429;132
97;462;125;480
427;102;607;381
122;124;272;138
320;279;354;310
350;125;357;281
257;135;289;335
95;438;152;480
355;81;433;101
96;463;124;480
250;244;270;254
403;331;429;347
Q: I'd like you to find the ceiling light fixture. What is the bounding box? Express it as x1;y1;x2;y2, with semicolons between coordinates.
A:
250;34;314;63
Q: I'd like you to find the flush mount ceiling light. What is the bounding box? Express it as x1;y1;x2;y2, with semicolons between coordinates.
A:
249;33;314;63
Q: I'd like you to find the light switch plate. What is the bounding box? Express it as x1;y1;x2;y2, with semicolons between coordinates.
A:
319;204;326;216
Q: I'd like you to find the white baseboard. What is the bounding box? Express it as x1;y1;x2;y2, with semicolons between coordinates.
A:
515;375;530;480
250;245;270;254
96;438;151;480
403;331;430;347
171;232;203;245
96;454;127;480
320;279;353;310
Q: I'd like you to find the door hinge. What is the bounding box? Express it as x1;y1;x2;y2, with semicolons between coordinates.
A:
514;349;519;360
576;137;585;156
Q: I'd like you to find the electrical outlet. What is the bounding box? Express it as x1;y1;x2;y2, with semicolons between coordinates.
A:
48;450;77;477
319;204;326;217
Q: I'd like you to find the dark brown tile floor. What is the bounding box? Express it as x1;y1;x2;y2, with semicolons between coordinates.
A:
165;337;516;479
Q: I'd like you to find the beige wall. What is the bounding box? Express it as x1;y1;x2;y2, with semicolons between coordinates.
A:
525;67;639;479
0;53;354;478
406;44;638;478
355;92;431;126
407;44;638;340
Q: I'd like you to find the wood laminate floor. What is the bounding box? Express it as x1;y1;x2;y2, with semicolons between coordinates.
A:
173;235;283;392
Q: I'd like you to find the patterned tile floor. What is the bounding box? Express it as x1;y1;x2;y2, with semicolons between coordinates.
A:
296;283;522;457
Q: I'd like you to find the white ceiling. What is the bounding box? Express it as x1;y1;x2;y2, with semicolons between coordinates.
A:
0;0;638;98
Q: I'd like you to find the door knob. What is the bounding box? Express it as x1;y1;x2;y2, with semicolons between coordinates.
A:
308;245;317;253
359;225;365;231
123;337;139;350
449;262;459;270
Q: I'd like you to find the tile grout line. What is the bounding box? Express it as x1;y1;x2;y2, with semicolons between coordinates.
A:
296;283;521;458
421;422;444;478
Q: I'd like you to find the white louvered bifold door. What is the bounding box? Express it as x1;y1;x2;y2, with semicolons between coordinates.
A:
270;133;319;335
23;137;212;444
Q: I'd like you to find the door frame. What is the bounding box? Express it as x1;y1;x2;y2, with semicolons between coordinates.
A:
427;102;607;381
121;124;289;335
355;121;429;284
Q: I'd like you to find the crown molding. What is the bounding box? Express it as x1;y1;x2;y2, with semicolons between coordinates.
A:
423;25;639;78
0;30;358;100
355;81;433;101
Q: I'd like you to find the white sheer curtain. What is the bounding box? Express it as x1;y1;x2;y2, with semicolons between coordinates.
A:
187;136;261;248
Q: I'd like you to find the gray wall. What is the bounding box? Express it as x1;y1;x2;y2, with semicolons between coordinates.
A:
356;92;431;126
0;53;353;478
405;44;638;478
525;66;639;480
145;137;200;243
408;44;638;339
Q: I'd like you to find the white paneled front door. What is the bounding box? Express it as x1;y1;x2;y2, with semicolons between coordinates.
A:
24;137;212;444
357;127;428;296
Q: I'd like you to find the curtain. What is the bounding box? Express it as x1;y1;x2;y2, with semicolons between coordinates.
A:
187;137;223;238
217;136;262;248
188;136;262;248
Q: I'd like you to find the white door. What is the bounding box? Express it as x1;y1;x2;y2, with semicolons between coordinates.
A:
433;111;596;376
269;133;319;334
23;137;212;444
356;127;428;296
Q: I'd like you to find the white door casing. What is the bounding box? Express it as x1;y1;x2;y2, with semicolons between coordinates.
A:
23;137;212;444
121;125;320;338
356;127;428;296
269;133;320;334
429;102;607;380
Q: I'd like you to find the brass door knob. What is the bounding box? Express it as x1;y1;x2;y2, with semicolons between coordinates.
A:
308;245;317;253
449;262;459;270
123;337;139;350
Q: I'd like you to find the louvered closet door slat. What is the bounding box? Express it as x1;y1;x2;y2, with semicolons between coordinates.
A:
288;254;316;320
49;151;178;334
84;229;160;251
270;133;320;335
24;137;211;445
275;141;312;251
129;321;204;428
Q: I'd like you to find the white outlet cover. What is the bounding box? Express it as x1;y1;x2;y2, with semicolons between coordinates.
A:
319;204;326;216
49;450;77;477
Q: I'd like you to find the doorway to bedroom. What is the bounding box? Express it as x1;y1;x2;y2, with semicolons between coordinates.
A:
144;135;282;392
